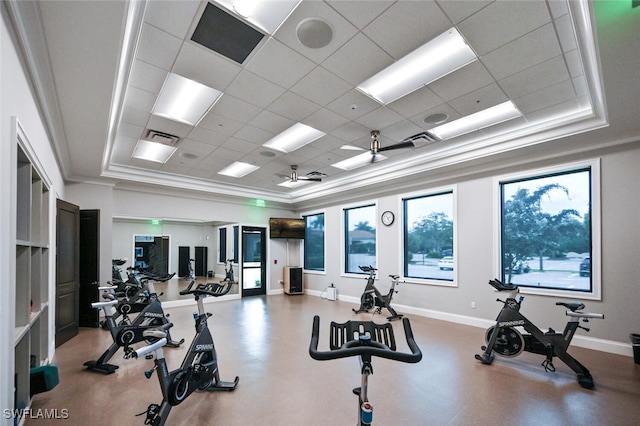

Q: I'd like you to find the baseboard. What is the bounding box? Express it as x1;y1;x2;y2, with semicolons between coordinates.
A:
305;291;633;357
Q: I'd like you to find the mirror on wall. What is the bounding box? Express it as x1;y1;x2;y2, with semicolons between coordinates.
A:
112;217;240;300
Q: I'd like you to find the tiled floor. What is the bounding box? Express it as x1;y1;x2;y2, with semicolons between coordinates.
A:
28;293;640;425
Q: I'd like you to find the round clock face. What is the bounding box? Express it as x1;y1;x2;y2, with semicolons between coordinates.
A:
381;211;395;226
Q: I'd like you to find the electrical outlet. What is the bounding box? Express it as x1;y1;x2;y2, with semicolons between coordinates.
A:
471;301;476;309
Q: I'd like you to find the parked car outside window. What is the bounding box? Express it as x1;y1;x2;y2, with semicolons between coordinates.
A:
438;256;454;270
580;257;591;277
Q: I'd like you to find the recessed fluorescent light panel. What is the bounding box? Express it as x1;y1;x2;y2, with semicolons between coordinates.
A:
152;73;222;126
218;161;260;178
429;101;522;140
357;28;477;105
132;140;177;163
331;152;387;171
215;0;301;34
263;123;326;153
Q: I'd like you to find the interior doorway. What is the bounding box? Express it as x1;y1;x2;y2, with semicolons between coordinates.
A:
241;226;266;297
134;235;169;274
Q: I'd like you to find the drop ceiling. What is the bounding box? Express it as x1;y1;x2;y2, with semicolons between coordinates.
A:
7;1;640;207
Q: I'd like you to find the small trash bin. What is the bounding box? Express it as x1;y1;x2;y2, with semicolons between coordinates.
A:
630;334;640;365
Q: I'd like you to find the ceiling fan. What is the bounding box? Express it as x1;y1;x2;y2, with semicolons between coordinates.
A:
341;130;422;162
280;165;324;183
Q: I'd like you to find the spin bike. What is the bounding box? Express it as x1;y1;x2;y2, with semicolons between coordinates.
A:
353;266;403;321
130;280;239;426
222;259;236;283
475;279;604;389
309;315;422;425
84;274;184;374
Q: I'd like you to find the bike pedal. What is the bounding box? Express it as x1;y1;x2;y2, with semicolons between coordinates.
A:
145;353;153;360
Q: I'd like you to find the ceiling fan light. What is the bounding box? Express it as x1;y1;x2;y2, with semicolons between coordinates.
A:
263;123;326;153
218;161;260;178
331;152;387;171
132;140;177;163
429;101;522;140
153;73;222;126
278;179;310;188
357;28;477;105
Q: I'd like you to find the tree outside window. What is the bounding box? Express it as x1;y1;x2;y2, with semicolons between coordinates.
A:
500;168;592;291
344;205;376;274
304;213;324;271
403;191;454;281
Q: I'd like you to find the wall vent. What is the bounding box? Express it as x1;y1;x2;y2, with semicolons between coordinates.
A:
144;129;181;146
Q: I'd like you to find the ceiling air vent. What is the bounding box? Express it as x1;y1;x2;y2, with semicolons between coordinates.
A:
144;129;181;146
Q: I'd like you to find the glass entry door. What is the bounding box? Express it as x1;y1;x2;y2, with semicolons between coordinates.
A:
241;226;266;297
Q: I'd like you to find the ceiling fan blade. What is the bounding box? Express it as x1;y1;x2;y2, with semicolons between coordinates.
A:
378;140;415;152
299;176;322;182
340;144;366;151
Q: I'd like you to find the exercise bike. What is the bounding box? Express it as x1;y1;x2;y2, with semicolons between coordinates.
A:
475;278;604;389
353;266;403;321
130;279;239;426
309;315;422;425
222;259;236;283
84;274;184;374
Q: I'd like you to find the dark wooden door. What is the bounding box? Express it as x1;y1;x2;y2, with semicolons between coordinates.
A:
178;246;190;278
194;246;208;277
79;209;100;327
56;199;80;346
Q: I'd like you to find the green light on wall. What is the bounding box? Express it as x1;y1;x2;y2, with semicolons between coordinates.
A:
151;219;160;225
254;199;266;208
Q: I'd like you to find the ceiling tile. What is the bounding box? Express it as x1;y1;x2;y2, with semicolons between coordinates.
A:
555;14;578;53
514;79;576;114
290;66;352;106
197;111;245;136
233;125;275;145
245;38;316;89
332;121;371;143
123;86;156;112
129;59;167;94
436;0;492;25
386;85;443;118
381;120;425;142
249;110;296;134
303;108;350;134
225;70;286;108
266;91;321;122
146;115;193;138
363;1;451;59
173;42;242;91
135;23;183;71
178;138;218;156
327;0;394;29
481;23;562;81
144;0;200;39
428;60;494;102
321;33;394;86
354;105;404;131
458;1;551;56
498;56;570;99
325;89;381;120
448;83;508;116
209;94;262;123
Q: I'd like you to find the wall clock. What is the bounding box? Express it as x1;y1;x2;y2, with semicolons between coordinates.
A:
381;210;395;226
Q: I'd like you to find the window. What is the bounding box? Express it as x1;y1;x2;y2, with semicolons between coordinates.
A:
219;227;227;263
498;162;599;297
304;213;325;271
344;204;376;274
403;190;455;283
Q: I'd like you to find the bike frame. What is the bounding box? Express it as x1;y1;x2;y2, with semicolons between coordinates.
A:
476;281;604;389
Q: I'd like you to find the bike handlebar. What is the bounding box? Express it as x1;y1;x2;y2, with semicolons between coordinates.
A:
309;316;422;363
179;280;233;297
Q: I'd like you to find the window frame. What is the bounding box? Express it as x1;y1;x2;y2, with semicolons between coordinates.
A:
342;202;378;276
494;159;601;300
302;211;326;274
401;186;458;287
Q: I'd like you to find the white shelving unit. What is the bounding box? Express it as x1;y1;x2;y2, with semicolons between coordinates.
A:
12;120;52;413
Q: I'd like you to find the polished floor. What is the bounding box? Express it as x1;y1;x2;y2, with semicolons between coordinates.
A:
28;294;640;425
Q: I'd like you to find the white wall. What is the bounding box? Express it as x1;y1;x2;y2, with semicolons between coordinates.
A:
304;145;640;348
1;6;66;420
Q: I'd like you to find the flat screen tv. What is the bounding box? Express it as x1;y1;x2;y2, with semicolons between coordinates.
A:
269;217;305;239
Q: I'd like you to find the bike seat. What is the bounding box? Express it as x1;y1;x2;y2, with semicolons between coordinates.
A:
389;275;399;280
556;301;585;312
488;279;518;292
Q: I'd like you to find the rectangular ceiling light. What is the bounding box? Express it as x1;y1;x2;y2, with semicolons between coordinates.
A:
263;123;326;153
218;161;260;178
215;0;301;34
152;73;222;126
331;152;387;171
132;140;177;163
357;28;477;105
429;101;523;140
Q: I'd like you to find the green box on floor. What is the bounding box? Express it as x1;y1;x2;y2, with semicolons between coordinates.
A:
30;364;59;396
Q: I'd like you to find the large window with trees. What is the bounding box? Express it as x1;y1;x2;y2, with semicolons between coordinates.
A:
304;213;325;271
498;161;599;296
403;190;455;283
344;204;376;274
